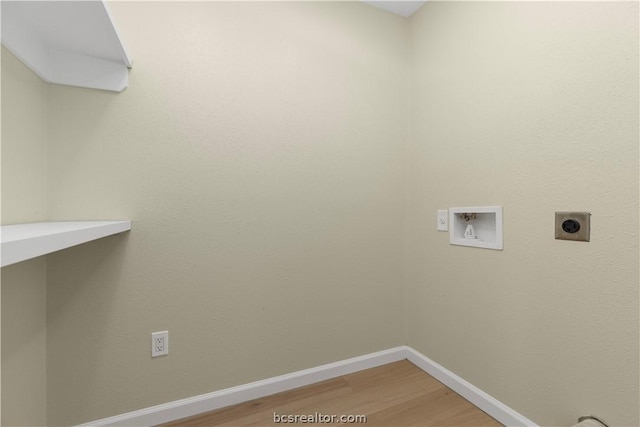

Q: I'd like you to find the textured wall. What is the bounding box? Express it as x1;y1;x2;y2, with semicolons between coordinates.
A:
4;2;638;426
406;2;639;426
45;2;408;424
1;47;48;426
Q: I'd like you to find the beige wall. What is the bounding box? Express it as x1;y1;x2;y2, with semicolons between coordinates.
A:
1;47;48;426
406;2;639;427
44;2;408;424
2;2;638;426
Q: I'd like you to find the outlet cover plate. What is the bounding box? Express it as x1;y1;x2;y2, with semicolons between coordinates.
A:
555;212;590;242
151;331;169;357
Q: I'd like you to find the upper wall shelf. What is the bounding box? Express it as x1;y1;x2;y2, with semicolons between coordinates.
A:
1;0;132;92
1;221;131;267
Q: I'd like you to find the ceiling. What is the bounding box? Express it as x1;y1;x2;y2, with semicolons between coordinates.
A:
362;1;426;17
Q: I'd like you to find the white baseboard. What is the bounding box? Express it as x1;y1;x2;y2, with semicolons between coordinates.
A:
77;347;407;426
404;347;538;427
78;346;537;427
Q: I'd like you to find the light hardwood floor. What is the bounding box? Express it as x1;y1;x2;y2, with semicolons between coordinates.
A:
161;360;503;426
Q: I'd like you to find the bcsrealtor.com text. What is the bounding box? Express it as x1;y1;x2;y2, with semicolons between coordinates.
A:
273;412;367;424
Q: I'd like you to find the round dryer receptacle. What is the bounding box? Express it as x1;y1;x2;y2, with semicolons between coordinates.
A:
562;219;581;234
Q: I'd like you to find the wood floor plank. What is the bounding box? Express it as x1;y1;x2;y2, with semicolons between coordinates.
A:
275;376;425;421
411;370;448;394
220;380;357;427
442;406;503;427
159;361;503;427
342;360;425;392
161;378;351;427
366;388;501;427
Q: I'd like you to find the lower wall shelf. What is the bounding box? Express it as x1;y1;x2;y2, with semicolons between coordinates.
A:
1;220;132;267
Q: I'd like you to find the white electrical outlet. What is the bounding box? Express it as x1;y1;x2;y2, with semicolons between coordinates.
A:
151;331;169;357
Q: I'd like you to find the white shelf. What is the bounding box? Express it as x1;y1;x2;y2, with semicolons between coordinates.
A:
1;221;131;267
1;0;132;92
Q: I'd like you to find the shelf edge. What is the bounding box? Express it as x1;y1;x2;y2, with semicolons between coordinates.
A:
1;220;132;268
